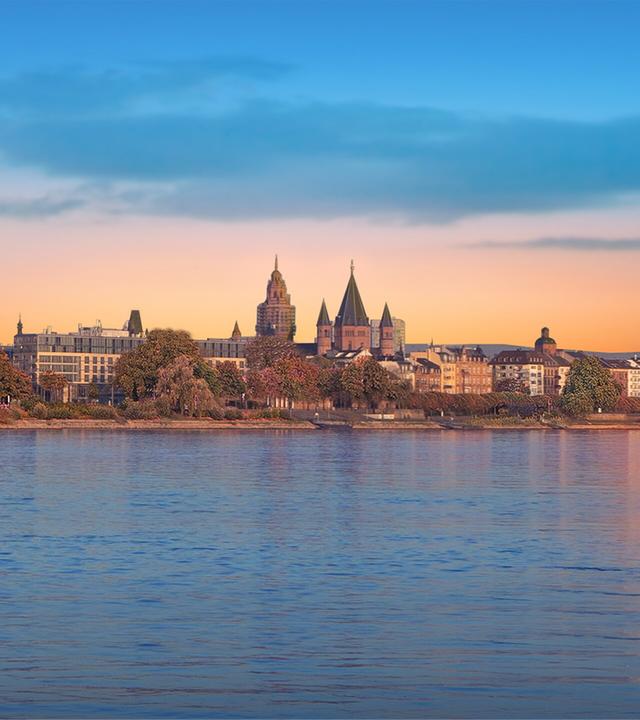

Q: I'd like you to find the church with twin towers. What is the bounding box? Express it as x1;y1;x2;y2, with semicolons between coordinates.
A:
255;256;405;359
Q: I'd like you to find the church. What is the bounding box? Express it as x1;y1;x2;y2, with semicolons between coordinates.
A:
255;257;401;360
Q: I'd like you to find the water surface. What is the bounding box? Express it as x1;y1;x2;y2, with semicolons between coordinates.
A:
1;430;640;718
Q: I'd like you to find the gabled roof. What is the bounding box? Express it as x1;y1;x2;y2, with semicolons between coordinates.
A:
380;303;393;328
316;299;331;326
335;265;368;327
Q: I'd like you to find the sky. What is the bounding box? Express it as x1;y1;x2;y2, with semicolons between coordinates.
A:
1;0;640;350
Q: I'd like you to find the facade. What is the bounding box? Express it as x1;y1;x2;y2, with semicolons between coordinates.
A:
598;357;640;398
490;350;547;395
410;345;492;394
256;256;296;341
414;358;442;393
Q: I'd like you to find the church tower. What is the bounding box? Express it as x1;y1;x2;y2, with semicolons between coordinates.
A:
534;326;557;355
315;299;332;356
378;303;394;357
334;261;370;351
256;255;296;341
16;314;23;336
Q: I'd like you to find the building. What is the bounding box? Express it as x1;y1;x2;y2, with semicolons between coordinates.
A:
414;358;442;393
490;350;547;395
410;345;492;394
370;316;406;353
598;357;640;398
256;256;296;341
13;312;248;403
13;312;146;403
333;261;371;352
315;262;403;360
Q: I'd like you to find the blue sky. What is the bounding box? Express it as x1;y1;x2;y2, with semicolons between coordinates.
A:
1;0;640;222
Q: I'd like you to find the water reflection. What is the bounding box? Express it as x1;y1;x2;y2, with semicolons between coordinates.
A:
1;429;640;718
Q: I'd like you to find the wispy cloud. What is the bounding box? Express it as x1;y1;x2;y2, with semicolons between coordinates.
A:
1;61;640;221
472;237;640;251
0;196;84;218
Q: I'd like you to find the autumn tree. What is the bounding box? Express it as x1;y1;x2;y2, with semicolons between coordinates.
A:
39;371;68;403
156;355;217;417
245;336;297;370
0;351;33;403
115;329;204;399
561;356;621;416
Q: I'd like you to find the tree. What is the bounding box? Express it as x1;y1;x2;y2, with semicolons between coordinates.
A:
494;377;526;393
339;361;365;407
0;352;33;403
245;336;297;370
361;357;393;409
214;361;246;401
39;371;68;403
561;356;621;416
114;329;201;399
156;355;216;417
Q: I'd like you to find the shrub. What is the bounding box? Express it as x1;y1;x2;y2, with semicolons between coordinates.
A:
121;400;158;420
83;404;117;420
154;396;174;417
30;402;48;419
256;407;287;419
208;402;226;420
224;408;243;421
46;404;78;419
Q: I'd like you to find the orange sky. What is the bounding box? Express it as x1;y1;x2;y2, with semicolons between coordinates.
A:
2;208;639;351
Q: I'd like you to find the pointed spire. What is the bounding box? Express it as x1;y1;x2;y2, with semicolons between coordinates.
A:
350;258;355;275
317;299;331;326
231;321;242;340
335;262;368;326
16;313;23;336
275;254;278;272
380;302;393;327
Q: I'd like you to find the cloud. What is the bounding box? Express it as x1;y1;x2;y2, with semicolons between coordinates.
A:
472;237;640;251
1;61;640;221
0;196;84;218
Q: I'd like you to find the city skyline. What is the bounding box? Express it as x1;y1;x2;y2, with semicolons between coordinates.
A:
2;1;640;349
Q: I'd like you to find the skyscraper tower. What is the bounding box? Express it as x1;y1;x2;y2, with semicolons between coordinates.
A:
256;255;296;341
334;261;370;351
315;299;332;356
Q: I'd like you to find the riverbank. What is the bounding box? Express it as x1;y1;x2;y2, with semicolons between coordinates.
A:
1;417;640;430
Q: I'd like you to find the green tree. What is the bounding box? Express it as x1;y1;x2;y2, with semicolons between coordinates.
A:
561;356;621;416
114;329;201;399
156;355;216;417
39;371;68;403
214;361;247;400
362;357;392;409
0;351;33;403
339;360;365;407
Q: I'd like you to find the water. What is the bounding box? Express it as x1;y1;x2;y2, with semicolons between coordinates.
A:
1;430;640;718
